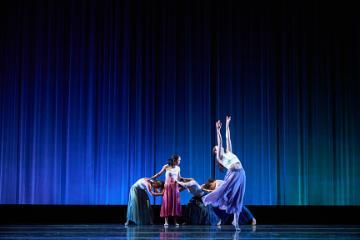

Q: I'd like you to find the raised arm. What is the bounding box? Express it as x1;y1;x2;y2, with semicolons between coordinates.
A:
225;116;232;153
216;120;224;160
151;165;167;179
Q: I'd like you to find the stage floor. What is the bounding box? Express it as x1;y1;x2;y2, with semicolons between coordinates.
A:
1;224;360;239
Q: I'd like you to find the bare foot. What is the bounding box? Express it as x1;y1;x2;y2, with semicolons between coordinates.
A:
252;218;257;225
232;220;241;231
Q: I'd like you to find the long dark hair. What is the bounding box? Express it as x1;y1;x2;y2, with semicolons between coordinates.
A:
149;179;164;191
167;154;180;166
203;178;216;190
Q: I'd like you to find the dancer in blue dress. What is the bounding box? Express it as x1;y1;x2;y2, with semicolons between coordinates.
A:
202;116;246;231
202;178;256;226
178;179;220;225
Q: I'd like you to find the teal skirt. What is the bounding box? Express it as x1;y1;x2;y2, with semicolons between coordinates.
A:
126;186;153;225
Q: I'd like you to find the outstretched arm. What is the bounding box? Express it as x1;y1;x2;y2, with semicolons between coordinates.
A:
144;183;162;196
179;186;186;192
151;189;164;196
225;116;232;153
151;165;166;179
178;171;193;182
216;120;224;161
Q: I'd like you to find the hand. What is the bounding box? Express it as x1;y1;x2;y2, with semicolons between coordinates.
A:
226;116;231;125
216;120;222;130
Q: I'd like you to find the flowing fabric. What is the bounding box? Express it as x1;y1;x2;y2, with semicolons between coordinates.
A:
1;0;359;207
126;186;153;225
184;196;220;225
160;182;181;217
214;205;255;225
202;168;246;215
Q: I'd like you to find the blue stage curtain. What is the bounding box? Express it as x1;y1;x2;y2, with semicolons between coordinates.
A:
0;0;359;205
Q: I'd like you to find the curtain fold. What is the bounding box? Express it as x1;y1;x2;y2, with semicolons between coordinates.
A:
0;0;359;205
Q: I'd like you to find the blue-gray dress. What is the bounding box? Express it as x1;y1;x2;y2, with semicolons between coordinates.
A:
180;180;220;225
202;152;246;216
126;178;153;225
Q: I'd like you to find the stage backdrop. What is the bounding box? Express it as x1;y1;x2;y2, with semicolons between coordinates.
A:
0;0;359;205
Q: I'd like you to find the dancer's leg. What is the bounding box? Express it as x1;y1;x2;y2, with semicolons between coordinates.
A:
232;213;241;231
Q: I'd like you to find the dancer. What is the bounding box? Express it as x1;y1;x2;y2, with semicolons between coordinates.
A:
125;178;164;225
202;116;246;231
178;178;204;198
201;178;225;193
151;154;191;226
178;178;220;225
180;178;255;226
203;178;255;225
179;178;256;225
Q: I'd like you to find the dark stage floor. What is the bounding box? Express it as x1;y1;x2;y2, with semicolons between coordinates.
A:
1;224;360;239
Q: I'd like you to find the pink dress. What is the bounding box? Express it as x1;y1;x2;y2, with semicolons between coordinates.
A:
160;165;182;217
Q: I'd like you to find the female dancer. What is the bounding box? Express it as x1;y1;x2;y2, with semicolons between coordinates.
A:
151;154;192;226
178;178;220;225
180;178;255;226
201;178;225;193
202;116;246;230
178;178;202;197
202;178;255;225
125;178;164;225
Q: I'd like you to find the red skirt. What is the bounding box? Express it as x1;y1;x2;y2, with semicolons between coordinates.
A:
160;181;182;217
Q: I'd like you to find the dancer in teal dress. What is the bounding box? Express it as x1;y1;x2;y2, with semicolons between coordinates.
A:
125;178;164;225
